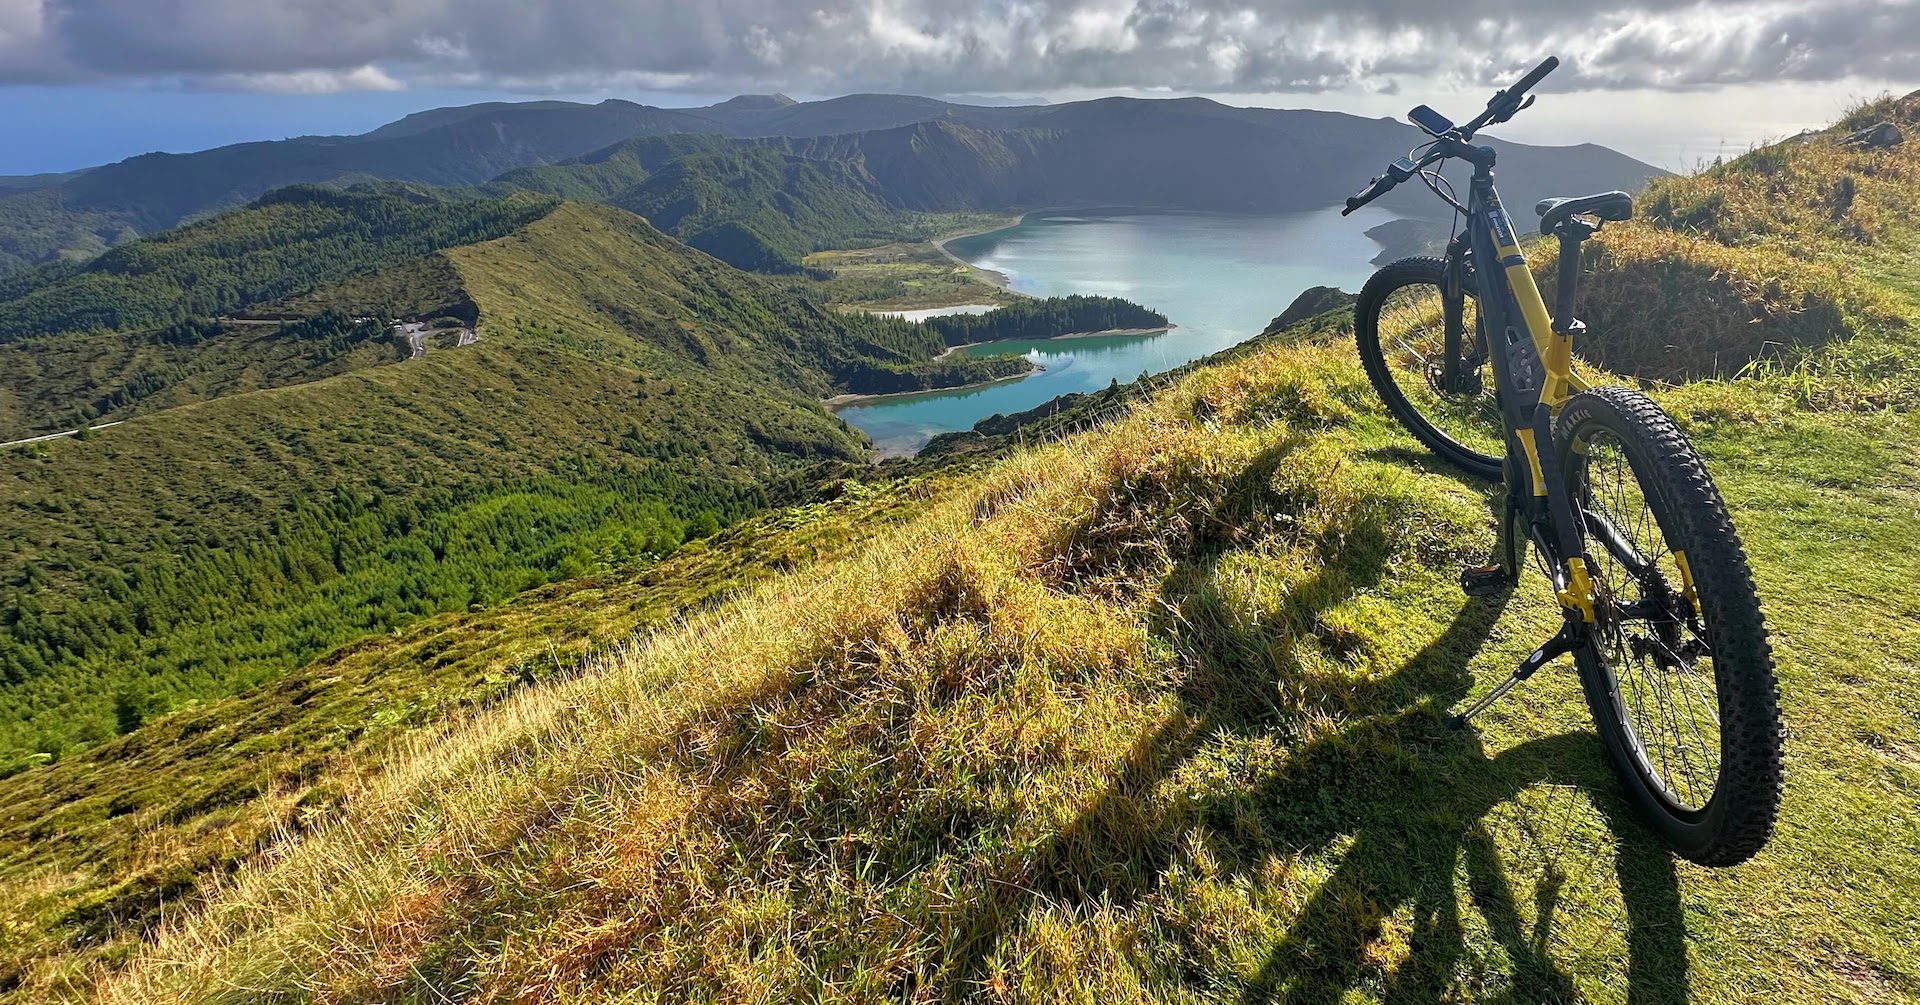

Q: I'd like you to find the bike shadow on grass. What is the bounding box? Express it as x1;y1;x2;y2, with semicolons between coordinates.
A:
939;512;1689;1004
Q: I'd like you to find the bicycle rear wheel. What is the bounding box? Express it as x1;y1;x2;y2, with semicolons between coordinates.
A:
1555;387;1783;866
1355;257;1504;479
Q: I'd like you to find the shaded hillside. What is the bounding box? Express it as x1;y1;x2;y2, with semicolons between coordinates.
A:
496;140;913;273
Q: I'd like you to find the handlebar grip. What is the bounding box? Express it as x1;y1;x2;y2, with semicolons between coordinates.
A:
1511;56;1559;96
1344;174;1389;215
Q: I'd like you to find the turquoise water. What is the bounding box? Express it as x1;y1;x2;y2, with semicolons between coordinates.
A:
836;208;1399;456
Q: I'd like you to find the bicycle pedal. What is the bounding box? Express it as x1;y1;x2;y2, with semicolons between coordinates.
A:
1460;563;1514;597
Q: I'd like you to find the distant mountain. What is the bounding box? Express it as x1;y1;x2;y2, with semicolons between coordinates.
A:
0;92;1665;276
483;114;1663;272
940;94;1050;107
0;100;728;274
0;170;83;195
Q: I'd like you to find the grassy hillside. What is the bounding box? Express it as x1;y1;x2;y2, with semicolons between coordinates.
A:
63;322;1916;1004
20;95;1910;1004
0;474;941;999
0;184;557;343
0;199;1045;759
0;96;1911;1004
443;202;1025;396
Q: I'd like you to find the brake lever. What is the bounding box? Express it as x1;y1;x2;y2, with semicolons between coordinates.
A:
1493;94;1536;125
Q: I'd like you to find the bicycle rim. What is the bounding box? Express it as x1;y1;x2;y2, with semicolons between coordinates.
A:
1370;279;1505;465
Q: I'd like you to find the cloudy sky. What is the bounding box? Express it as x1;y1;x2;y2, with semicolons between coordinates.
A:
2;0;1916;172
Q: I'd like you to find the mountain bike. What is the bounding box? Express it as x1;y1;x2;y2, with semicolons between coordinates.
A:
1341;57;1783;866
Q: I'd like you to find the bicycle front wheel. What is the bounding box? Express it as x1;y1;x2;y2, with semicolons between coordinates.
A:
1355;257;1504;479
1555;387;1783;866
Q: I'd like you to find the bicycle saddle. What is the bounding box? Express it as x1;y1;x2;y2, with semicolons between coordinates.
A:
1534;191;1633;236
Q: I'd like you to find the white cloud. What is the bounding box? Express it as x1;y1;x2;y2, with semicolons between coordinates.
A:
7;0;1919;94
203;64;406;94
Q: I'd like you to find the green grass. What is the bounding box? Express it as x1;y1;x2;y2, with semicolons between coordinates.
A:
801;236;1020;311
0;474;943;998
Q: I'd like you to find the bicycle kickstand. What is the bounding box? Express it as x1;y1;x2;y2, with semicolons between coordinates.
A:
1447;618;1583;729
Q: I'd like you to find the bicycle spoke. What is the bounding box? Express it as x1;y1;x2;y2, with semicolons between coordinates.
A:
1576;430;1722;812
1375;283;1503;460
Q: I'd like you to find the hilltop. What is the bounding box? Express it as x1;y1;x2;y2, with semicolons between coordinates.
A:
0;93;1910;1002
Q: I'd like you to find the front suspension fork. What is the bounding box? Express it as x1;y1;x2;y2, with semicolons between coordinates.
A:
1451;404;1600;727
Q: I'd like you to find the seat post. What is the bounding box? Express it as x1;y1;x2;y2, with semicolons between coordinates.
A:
1552;223;1594;334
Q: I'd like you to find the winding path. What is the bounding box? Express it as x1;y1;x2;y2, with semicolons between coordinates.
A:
0;420;125;449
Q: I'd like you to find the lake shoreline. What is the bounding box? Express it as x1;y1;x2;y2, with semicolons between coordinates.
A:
823;363;1044;409
930;323;1177;361
933;224;1024;294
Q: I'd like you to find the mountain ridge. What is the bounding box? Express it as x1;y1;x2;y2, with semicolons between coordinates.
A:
0;92;1665;276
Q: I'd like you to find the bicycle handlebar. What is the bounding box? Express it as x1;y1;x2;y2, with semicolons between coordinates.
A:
1460;56;1558;138
1343;173;1395;216
1512;55;1560;99
1342;149;1442;216
1344;55;1559;215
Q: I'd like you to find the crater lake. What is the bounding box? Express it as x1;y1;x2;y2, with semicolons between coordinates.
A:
835;207;1402;456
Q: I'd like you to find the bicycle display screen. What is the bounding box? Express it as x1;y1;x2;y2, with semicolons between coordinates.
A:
1408;105;1453;137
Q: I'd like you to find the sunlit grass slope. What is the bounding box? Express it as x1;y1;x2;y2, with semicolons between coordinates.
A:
1544;91;1920;389
0;477;943;999
80;318;1920;1001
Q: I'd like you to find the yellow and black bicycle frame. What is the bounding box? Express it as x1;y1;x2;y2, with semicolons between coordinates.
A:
1454;145;1599;621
